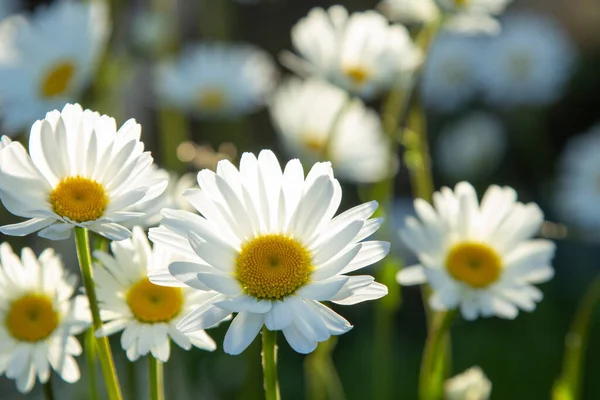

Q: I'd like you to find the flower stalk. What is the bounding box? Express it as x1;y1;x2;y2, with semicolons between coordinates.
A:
74;227;123;400
419;310;457;400
552;273;600;400
262;327;281;400
84;327;99;400
149;356;165;400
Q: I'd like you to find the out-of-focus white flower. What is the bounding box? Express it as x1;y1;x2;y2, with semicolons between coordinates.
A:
0;243;89;393
445;366;492;400
284;5;421;99
95;227;217;362
397;182;555;320
270;78;397;183
436;112;506;181
149;150;389;355
436;0;513;34
376;0;440;25
0;1;109;133
126;169;197;228
155;43;277;118
480;13;575;106
555;123;600;231
421;33;482;112
0;0;17;21
0;104;168;241
131;10;174;55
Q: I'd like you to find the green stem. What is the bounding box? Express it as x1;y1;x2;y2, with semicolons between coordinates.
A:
74;227;123;400
158;108;189;173
304;337;345;400
552;273;600;400
85;327;99;400
419;310;456;400
262;327;280;400
43;376;55;400
149;356;165;400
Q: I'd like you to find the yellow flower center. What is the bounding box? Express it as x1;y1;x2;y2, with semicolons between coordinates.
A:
41;61;76;98
6;294;59;342
126;278;184;323
454;0;470;7
446;242;502;288
198;88;227;111
236;234;313;300
49;176;109;223
303;134;327;153
343;65;371;86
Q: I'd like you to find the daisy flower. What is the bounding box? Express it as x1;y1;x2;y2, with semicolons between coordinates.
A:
94;227;216;362
480;13;575;106
436;0;513;35
0;1;109;133
436;112;506;182
149;150;390;354
445;366;492;400
377;0;440;25
0;243;89;393
283;5;422;99
421;32;482;112
0;103;168;241
397;182;555;320
155;43;277;118
555;123;600;231
269;78;397;183
124;168;197;229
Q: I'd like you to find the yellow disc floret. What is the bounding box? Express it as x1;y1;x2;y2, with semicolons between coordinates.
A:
49;176;109;222
6;294;59;342
127;278;184;323
446;242;502;288
198;88;227;111
343;65;371;86
41;61;76;98
236;234;313;300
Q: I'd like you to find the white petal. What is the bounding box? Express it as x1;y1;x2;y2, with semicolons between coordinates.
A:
95;319;128;337
396;265;427;285
0;218;55;237
214;295;272;313
332;281;388;305
196;272;242;295
312;244;361;281
38;223;73;240
312;220;364;265
282;323;318;354
296;276;349;300
264;300;293;331
341;241;390;274
223;312;264;355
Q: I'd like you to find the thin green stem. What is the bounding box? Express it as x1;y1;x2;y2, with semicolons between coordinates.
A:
304;337;345;400
553;273;600;400
419;310;457;400
149;356;165;400
43;376;55;400
85;327;99;400
158;108;189;174
74;227;123;400
262;327;280;400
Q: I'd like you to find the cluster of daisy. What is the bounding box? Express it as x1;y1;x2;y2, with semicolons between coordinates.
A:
423;12;575;112
0;102;389;394
0;0;576;398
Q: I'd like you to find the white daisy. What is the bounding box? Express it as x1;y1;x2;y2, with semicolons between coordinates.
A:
436;112;506;182
0;0;17;21
480;13;575;106
376;0;440;25
555;123;600;231
94;227;216;362
155;43;277;118
397;181;555;320
421;32;482;112
124;168;197;229
0;103;168;241
445;366;492;400
283;5;422;99
0;1;109;133
436;0;513;35
269;78;397;183
149;150;390;355
0;243;89;393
